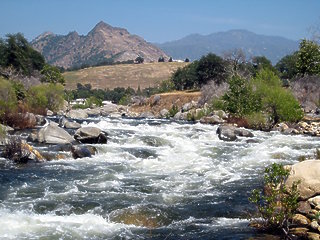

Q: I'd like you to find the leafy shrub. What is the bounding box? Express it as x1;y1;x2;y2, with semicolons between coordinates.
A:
168;105;179;118
249;163;300;236
27;83;64;112
253;69;303;123
245;112;271;130
40;64;65;85
0;78;17;117
158;79;175;93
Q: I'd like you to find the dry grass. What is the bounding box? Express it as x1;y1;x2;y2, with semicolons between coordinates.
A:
63;62;188;90
130;91;201;114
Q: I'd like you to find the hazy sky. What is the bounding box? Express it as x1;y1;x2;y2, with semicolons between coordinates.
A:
1;0;319;43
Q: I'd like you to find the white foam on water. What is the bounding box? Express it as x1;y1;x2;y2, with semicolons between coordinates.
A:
0;210;132;239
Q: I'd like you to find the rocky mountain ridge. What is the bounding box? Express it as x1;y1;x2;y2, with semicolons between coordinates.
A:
31;21;168;69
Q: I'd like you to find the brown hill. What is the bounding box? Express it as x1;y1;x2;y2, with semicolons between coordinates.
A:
31;21;168;69
63;62;188;90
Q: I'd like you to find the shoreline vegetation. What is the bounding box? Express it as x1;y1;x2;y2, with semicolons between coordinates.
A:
1;32;320;239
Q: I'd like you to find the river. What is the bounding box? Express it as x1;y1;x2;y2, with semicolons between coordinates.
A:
0;117;319;239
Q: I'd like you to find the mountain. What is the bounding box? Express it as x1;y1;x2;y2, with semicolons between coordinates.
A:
31;21;168;69
156;30;299;64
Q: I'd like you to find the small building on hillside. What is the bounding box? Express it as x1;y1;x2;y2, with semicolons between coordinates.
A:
70;98;86;106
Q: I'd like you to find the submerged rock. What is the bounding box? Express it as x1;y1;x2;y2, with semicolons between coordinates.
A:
216;125;237;141
216;125;254;141
74;127;107;144
71;145;97;159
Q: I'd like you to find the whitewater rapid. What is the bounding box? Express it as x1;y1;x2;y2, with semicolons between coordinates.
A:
0;117;319;239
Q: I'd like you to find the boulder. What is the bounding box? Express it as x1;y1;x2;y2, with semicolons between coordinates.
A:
67;109;88;119
139;112;155;119
151;95;161;106
35;115;46;126
308;196;320;207
182;102;193;112
86;108;101;117
100;104;119;116
59;116;69;128
289;227;308;237
274;123;289;132
71;145;97;159
36;122;75;144
0;124;14;134
307;232;320;240
216;125;237;141
292;214;311;227
234;128;254;138
173;111;188;120
74;127;107;144
46;110;54;116
297;201;312;215
64;121;81;129
285;160;320;200
21;112;37;128
200;115;224;125
213;110;228;119
159;109;169;118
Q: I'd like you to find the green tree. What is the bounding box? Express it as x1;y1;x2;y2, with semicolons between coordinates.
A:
197;53;228;86
222;75;261;117
275;52;299;79
168;57;173;62
135;56;144;64
40;64;65;85
158;56;165;62
296;39;320;76
1;33;45;75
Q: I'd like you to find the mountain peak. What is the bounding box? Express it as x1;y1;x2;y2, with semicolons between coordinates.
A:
94;21;113;30
31;21;168;69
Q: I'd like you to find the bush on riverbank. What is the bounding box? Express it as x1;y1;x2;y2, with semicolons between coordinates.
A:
249;163;300;237
212;69;303;125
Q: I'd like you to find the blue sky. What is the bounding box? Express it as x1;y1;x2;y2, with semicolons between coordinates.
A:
1;0;319;43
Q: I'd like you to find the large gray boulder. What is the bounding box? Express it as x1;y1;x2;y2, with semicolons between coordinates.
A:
65;121;81;129
285;160;320;200
36;122;74;144
74;127;107;144
216;125;237;141
100;104;119;116
86;108;101;117
67;109;88;119
234;128;254;138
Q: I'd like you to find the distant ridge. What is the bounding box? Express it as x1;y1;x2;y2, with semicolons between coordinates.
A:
156;29;299;64
31;21;168;69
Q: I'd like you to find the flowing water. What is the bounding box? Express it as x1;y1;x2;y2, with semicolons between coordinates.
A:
0;117;319;239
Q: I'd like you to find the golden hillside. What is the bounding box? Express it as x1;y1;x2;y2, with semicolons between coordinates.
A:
63;62;188;90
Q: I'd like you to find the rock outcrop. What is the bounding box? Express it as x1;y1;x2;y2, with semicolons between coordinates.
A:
74;127;108;144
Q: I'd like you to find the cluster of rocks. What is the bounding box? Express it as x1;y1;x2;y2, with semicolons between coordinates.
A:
285;160;320;239
274;120;320;137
